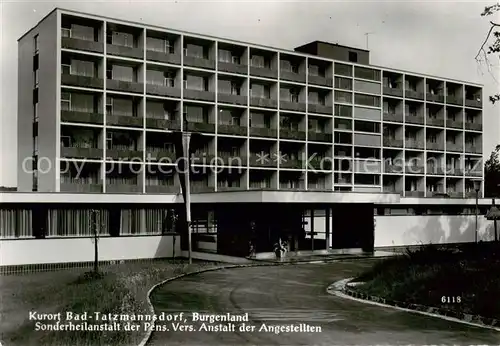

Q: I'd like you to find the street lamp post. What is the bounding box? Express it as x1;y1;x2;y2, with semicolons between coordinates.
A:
473;179;482;243
181;131;193;264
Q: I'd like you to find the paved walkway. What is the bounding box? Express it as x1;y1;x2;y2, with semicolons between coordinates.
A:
148;261;499;345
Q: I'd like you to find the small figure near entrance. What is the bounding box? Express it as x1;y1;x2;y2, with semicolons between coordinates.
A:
274;238;287;261
248;241;256;258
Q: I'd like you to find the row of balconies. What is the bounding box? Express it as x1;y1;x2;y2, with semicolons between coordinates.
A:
382;138;482;153
382;87;482;108
383;112;482;130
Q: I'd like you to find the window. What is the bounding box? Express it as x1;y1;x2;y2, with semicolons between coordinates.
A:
231;116;240;126
106;96;113;114
428;134;437;143
291;92;299;102
34;70;39;87
165;40;173;54
34;103;39;122
61;92;71;111
62;64;71;75
164;110;171;121
61;27;71;38
231;82;240;95
165;76;174;87
232;56;240;64
33;136;38;154
106;67;112;80
309;65;319;76
348;51;358;63
34;35;39;53
61;136;71;147
106;132;113;149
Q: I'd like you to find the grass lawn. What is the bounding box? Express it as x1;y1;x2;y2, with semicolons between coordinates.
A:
354;243;500;319
0;259;221;346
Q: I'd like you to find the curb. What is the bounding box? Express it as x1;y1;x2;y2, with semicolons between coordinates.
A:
327;278;500;332
248;255;394;264
138;259;335;346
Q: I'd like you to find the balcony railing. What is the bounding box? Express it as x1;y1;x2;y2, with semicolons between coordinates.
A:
218;184;246;191
280;70;306;84
60;182;103;193
308;132;332;143
61;146;103;159
146;51;181;65
465;99;482;108
218;61;248;75
308;74;333;87
446;120;463;129
405;115;425;125
426;142;444;151
190;184;216;193
383;87;403;98
446;168;463;176
250;66;278;79
106;148;144;161
384;164;403;173
405;165;425;174
61;110;103;125
145;118;181;130
465;169;482;177
309;157;332;170
428;190;446;197
218;124;247;136
426;166;445;175
183;55;216;70
249;127;277;138
280;128;306;140
107;115;143;128
185;122;216;133
218;93;247;106
405;190;425;197
216;153;247;166
106;183;143;193
426;117;444;127
405;90;424;100
250;97;278;109
184;89;215;102
61;37;103;53
447;96;463;106
383;138;403;148
107;79;144;93
145;184;179;194
446;143;463;152
146;84;181;98
145;149;176;162
383;112;403;122
280;100;307;113
249;152;278;167
447;191;464;198
280;182;306;190
107;44;144;60
465;122;482;131
465;145;482;154
61;74;103;89
308;103;333;115
426;93;445;103
405;139;424;149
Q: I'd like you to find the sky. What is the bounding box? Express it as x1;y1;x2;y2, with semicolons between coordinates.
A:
1;0;499;187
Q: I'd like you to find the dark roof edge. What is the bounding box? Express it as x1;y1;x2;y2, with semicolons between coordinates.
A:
296;40;370;53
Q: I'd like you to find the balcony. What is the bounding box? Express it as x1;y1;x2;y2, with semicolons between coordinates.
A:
465;145;482;154
405;191;425;197
447;191;464;198
405;90;424;100
107;79;144;94
280;157;304;169
446;143;463;152
217;153;247;166
280;70;306;84
61;146;103;159
427;166;445;175
384;164;403;173
184;89;215;102
428;190;446;197
383;138;403;148
465;168;482;177
61;110;103;125
218;93;247;106
383;87;403;98
146;84;181;98
146;51;181;65
405;139;424;149
465;99;482;108
250;66;278;79
308;132;332;143
426;93;445;103
308;103;333;115
405;115;425;125
106;183;143;193
218;124;247;136
146;185;179;194
107;44;144;60
61;37;103;53
447;96;463;106
280;101;307;113
145;118;181;130
249;153;278;167
308;74;333;87
309;157;332;170
447;120;463;129
280;128;306;140
447;168;463;176
250;97;277;109
426;117;444;127
107;115;143;128
106;148;144;161
191;185;216;193
405;165;425;174
60;183;102;193
145;149;176;162
426;142;444;151
61;74;103;89
465;122;482;131
183;56;216;70
185;122;216;133
218;61;248;75
383;112;403;123
249;127;277;138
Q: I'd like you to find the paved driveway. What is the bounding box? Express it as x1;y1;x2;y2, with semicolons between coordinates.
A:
149;261;499;345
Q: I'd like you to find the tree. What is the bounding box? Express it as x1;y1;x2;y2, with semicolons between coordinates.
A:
476;3;500;103
90;209;103;274
485;144;500;197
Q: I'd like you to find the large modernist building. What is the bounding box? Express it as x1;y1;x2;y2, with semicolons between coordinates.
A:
1;8;497;268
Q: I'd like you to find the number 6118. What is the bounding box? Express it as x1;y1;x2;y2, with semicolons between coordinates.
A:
441;296;461;303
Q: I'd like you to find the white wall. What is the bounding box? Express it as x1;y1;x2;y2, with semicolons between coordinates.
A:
0;235;181;266
375;215;496;247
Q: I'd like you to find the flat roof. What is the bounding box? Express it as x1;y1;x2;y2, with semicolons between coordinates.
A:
17;7;482;87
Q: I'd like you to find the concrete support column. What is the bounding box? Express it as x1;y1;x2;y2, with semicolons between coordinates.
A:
325;207;330;250
310;208;314;251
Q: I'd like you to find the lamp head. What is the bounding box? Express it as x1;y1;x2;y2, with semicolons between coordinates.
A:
473;179;482;192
